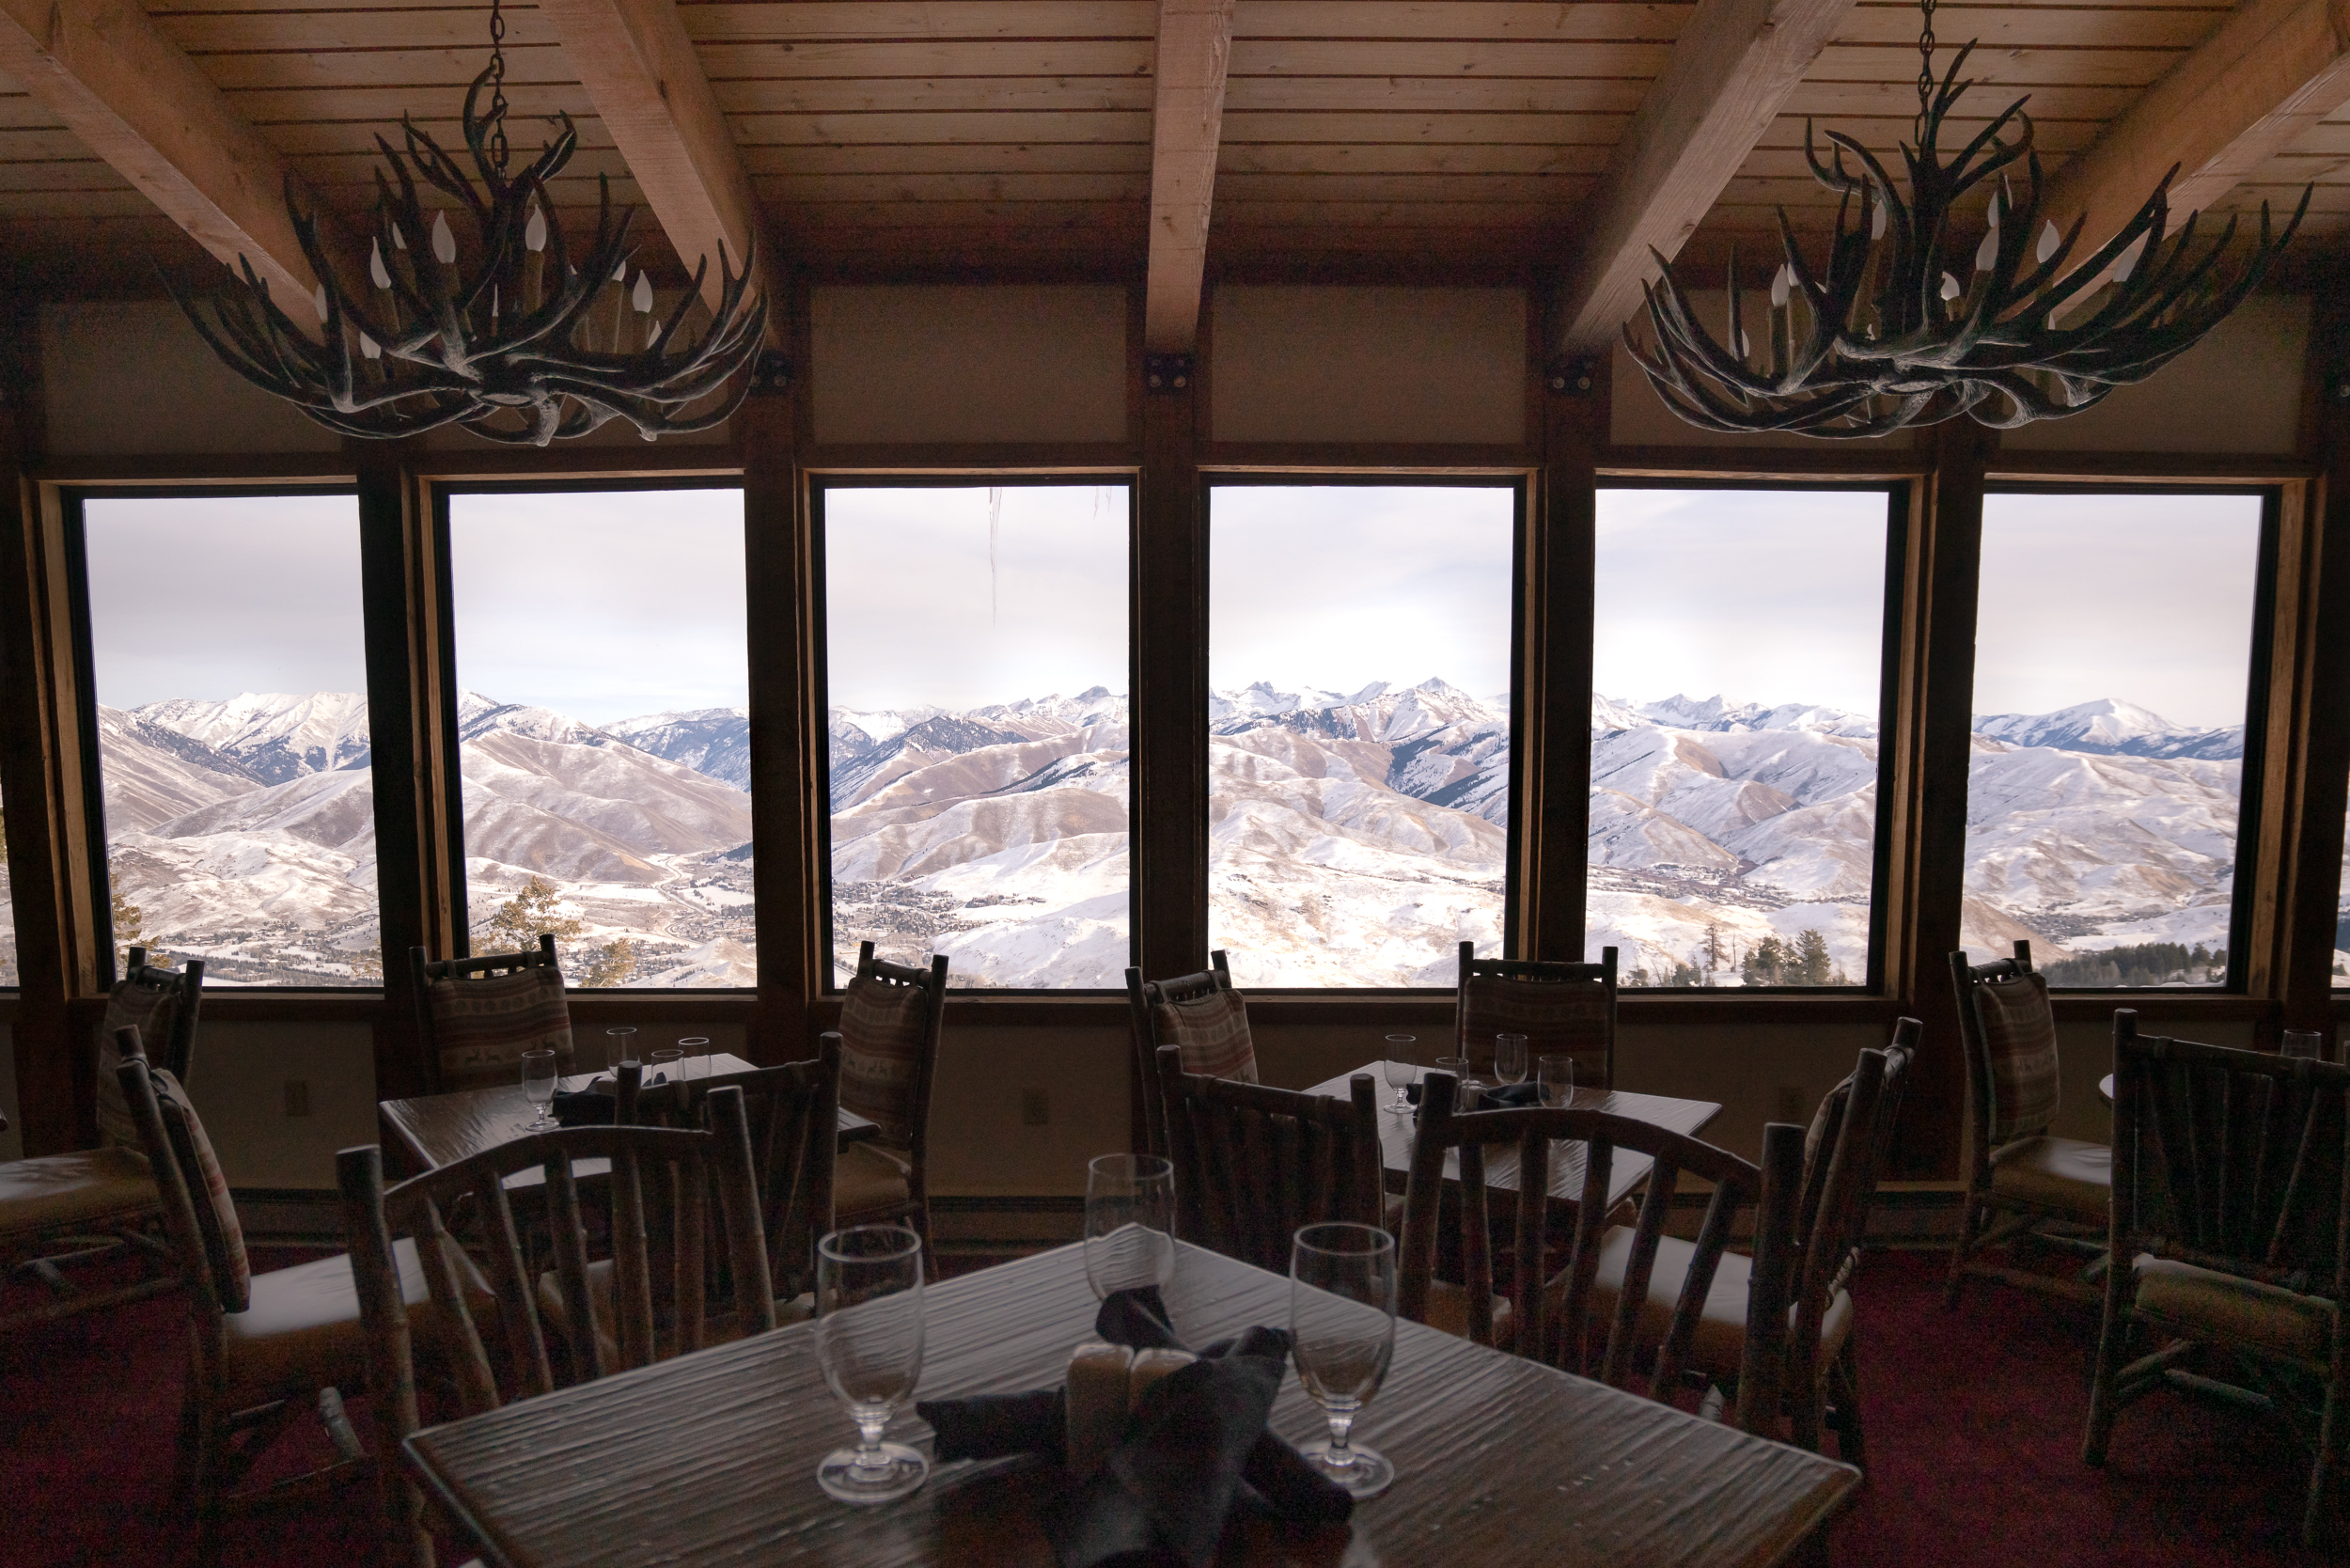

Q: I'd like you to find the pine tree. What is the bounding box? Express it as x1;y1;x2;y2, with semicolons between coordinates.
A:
480;876;587;954
1704;921;1723;973
108;856;153;969
582;936;638;988
1794;929;1832;986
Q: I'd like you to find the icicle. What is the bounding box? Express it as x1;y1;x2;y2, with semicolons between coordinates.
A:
369;239;391;290
525;203;547;253
359;332;381;360
2038;219;2060;263
2113;231;2149;282
1975;227;1998;272
431;212;457;264
1939;272;1962;301
313;282;328;321
633;272;653;313
1770;263;1791;307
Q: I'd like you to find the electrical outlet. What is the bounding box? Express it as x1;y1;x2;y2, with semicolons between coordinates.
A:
284;1079;312;1118
1773;1085;1807;1125
1021;1087;1050;1126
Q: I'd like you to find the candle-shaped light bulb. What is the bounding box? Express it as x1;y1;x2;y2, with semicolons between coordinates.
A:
525;203;547;253
431;212;457;264
313;282;329;321
370;239;392;290
2038;219;2060;263
1872;200;1888;240
2113;231;2148;282
390;221;406;251
633;272;653;313
1770;263;1791;307
1975;228;1998;272
1939;272;1962;302
359;332;382;360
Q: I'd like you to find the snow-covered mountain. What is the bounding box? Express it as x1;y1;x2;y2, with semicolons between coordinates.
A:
1972;698;2243;760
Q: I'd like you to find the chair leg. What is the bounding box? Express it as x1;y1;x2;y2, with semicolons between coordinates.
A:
2309;1364;2342;1548
1943;1195;1985;1309
1829;1332;1867;1472
191;1396;227;1568
2081;1273;2133;1466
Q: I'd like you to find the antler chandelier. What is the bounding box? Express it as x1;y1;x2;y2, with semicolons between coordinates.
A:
1625;0;2309;438
174;0;765;445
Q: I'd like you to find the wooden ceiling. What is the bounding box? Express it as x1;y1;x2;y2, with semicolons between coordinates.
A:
1;0;2345;356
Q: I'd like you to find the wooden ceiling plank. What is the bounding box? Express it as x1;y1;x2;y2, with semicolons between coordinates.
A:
729;110;1152;145
524;0;776;314
1143;0;1236;352
0;0;318;300
2036;0;2350;256
1555;0;1857;355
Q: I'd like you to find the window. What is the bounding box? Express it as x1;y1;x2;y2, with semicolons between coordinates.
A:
1589;487;1889;990
80;493;375;986
446;488;752;988
1970;491;2264;989
820;481;1130;988
1208;482;1516;987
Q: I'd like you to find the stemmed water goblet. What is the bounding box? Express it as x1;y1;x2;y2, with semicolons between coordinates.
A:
1084;1152;1175;1300
1381;1034;1417;1114
1290;1222;1398;1498
815;1224;930;1504
1494;1033;1528;1090
521;1048;558;1127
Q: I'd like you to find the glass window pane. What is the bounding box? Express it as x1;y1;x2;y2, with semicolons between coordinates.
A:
823;483;1130;988
448;490;751;988
83;494;374;986
1208;484;1515;987
1972;492;2261;987
1589;489;1888;990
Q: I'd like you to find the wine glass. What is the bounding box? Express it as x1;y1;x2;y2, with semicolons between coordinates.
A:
2281;1029;2327;1061
521;1048;558;1127
603;1026;637;1073
1381;1034;1417;1113
1084;1153;1175;1300
815;1225;929;1504
1290;1222;1397;1498
678;1035;712;1081
1494;1033;1528;1089
1538;1054;1575;1110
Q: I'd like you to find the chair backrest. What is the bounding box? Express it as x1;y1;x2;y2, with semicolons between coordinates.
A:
1125;950;1254;1158
1456;942;1618;1092
838;941;947;1157
2110;1010;2350;1303
113;1027;249;1382
94;949;205;1150
1949;940;2060;1175
623;1036;841;1301
1400;1070;1804;1434
410;934;573;1092
1154;1043;1383;1273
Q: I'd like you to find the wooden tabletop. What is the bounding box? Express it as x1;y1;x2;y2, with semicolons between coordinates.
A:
407;1239;1856;1568
379;1053;878;1176
1307;1060;1723;1210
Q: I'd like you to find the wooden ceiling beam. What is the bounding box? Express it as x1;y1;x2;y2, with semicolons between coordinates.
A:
1552;0;1857;357
2036;0;2350;256
0;0;316;305
535;0;778;325
1143;0;1236;353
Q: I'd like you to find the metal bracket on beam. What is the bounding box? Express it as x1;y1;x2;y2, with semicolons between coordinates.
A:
1143;353;1197;394
1546;357;1601;397
748;350;793;396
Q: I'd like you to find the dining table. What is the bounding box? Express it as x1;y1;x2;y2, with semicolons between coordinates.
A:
406;1237;1858;1568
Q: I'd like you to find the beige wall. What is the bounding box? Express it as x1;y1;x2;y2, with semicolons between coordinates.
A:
42;302;339;457
1212;287;1527;446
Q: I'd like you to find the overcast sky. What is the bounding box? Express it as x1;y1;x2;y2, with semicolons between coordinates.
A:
1595;489;1888;716
1210;485;1516;699
85;494;368;709
1974;492;2262;730
449;489;747;724
826;484;1128;713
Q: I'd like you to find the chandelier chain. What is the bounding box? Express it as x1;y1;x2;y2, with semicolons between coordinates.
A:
486;0;509;173
1915;0;1936;143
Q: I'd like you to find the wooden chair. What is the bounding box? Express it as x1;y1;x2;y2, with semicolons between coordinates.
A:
1154;1043;1383;1275
1456;941;1618;1091
1;949;205;1333
2084;1011;2349;1546
340;1089;776;1568
1124;949;1257;1158
833;940;947;1276
1946;941;2111;1307
410;934;573;1093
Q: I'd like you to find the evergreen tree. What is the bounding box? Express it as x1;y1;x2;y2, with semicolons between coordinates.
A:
582;936;639;988
480;876;587;955
1794;929;1833;986
1742;935;1788;986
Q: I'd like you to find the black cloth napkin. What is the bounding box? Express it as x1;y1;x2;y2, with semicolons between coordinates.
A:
1479;1082;1542;1108
550;1090;613;1126
915;1286;1352;1568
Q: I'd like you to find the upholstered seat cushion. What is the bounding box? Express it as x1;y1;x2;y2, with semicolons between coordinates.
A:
836;1140;914;1221
222;1237;492;1410
1583;1228;1855;1379
2133;1255;2337;1365
1419;1278;1513;1347
1988;1135;2111;1221
535;1258;812;1369
0;1147;156;1241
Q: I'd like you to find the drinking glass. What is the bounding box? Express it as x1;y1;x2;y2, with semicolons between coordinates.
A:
1381;1034;1417;1113
678;1036;712;1081
815;1225;929;1504
603;1026;637;1073
1538;1054;1576;1110
650;1047;683;1084
1433;1055;1473;1107
1290;1222;1397;1498
2281;1029;2327;1061
521;1048;558;1126
1084;1153;1175;1300
1494;1033;1528;1088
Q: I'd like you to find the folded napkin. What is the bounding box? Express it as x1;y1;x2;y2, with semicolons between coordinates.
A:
916;1287;1352;1568
550;1090;613;1127
1478;1082;1542;1108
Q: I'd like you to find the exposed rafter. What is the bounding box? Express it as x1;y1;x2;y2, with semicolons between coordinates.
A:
1144;0;1237;354
535;0;778;325
2038;0;2350;257
1553;0;1859;358
0;0;316;305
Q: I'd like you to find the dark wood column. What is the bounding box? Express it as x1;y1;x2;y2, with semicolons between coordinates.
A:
1133;364;1208;983
355;441;456;1100
1522;358;1606;962
1880;419;1994;1179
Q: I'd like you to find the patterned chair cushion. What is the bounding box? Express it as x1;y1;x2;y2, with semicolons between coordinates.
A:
425;966;573;1091
1460;975;1612;1090
1971;970;2060;1145
838;973;932;1147
96;980;182;1149
1151;986;1258;1083
150;1068;250;1313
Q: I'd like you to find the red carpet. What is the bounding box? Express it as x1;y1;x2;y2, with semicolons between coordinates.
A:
0;1247;2329;1565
